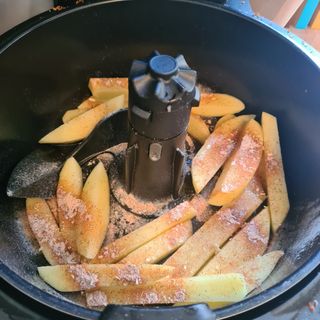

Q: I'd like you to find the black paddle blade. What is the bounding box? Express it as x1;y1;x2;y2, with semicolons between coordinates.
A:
7;110;128;199
6;146;73;199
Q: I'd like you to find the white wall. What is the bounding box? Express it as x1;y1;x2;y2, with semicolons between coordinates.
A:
0;0;53;35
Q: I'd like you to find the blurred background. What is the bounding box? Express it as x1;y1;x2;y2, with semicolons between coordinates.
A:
0;0;319;51
0;0;53;34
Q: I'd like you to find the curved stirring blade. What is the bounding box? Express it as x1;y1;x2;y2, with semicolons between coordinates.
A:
7;110;128;199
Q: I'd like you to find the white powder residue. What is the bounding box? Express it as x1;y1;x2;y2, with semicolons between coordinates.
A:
230;135;261;173
173;289;186;302
28;215;79;264
246;221;267;244
68;265;98;290
169;201;189;221
86;291;108;307
141;291;159;304
51;241;78;265
218;208;242;225
221;183;234;193
266;152;280;173
57;187;86;220
115;264;142;285
100;244;120;260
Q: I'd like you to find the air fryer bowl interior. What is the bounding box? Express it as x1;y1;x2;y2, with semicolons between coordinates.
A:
0;1;319;319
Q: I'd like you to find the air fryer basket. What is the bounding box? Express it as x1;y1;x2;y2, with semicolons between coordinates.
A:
0;1;319;319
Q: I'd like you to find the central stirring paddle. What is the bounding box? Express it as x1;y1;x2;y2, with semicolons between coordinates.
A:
7;51;200;202
125;51;200;200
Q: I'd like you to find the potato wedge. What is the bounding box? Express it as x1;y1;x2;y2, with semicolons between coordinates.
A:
199;207;270;275
62;109;88;124
62;96;101;123
191;93;244;117
86;291;109;307
187;114;210;144
164;176;266;277
76;162;110;259
26;198;80;265
177;251;283;309
120;221;193;264
97;273;247;305
57;157;83;251
209;119;263;206
38;264;175;292
88;78;128;102
262;112;289;232
39;95;125;144
93;201;197;264
234;251;283;292
215;114;236;128
192;115;254;193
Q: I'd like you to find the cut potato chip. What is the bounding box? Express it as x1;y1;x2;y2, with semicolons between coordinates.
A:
76;162;109;259
89;78;128;102
215;114;236;128
187;114;210;144
38;264;175;292
199;207;270;275
39;95;125;144
209;119;263;206
261;112;289;232
192;115;254;193
97;273;247;305
120;221;193;265
164;176;265;277
57;157;83;251
176;251;282;309
62;97;101;123
93;201;197;264
26;198;80;265
62;109;88;124
191;93;244;117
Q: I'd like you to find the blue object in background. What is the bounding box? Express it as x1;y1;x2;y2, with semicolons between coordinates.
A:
296;0;320;29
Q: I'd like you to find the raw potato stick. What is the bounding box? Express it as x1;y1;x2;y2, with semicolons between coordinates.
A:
120;221;193;264
38;264;176;292
187;114;210;144
192;115;254;193
39;95;125;144
94;273;247;305
93;200;198;264
63;94;128;123
175;251;283;309
76;162;110;259
209;119;263;206
62;96;101;123
191;93;245;117
164;176;266;277
26;198;80;265
261;112;289;232
198;207;270;275
57;157;83;251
